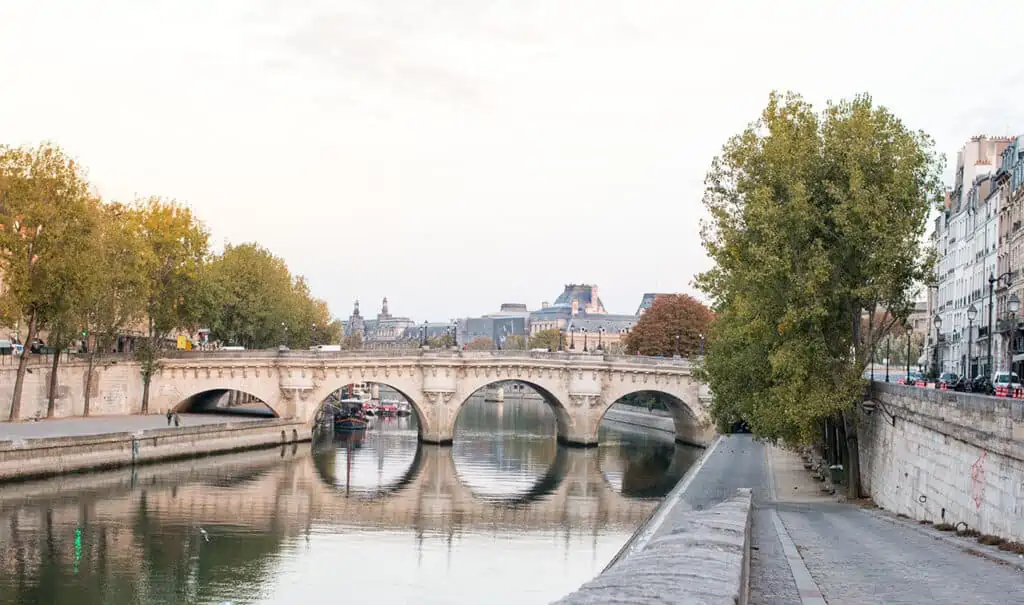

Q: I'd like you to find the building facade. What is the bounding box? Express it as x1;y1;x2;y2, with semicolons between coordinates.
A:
995;135;1024;375
934;136;1015;377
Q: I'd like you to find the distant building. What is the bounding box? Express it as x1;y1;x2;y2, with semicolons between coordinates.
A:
636;293;672;316
458;303;530;347
345;297;415;349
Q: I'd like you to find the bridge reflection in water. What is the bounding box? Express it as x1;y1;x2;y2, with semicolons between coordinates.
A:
0;395;701;605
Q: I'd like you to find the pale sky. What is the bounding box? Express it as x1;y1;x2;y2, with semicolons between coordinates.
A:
2;1;1023;321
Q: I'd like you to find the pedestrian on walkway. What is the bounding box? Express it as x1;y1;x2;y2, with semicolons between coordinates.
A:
166;409;173;426
173;413;180;427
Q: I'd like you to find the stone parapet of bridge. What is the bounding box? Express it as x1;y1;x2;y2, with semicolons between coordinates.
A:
2;350;711;447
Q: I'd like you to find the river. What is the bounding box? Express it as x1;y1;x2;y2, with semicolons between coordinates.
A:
0;394;701;605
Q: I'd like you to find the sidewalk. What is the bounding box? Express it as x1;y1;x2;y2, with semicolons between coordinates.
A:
0;413;265;440
752;445;1024;604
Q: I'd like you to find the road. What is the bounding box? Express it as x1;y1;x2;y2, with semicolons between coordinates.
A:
0;413;267;440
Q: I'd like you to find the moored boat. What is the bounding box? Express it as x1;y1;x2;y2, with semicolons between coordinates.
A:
395;401;412;417
334;399;368;432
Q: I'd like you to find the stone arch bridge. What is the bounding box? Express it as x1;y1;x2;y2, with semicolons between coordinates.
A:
151;350;710;446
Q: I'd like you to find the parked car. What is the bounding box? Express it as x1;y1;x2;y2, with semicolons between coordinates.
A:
968;375;994;395
898;371;925;385
937;372;960;389
992;371;1021;392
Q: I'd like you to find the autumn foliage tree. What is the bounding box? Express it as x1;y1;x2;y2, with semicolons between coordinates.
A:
625;295;713;357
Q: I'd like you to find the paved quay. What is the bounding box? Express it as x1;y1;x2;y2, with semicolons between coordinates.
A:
0;413;266;441
752;443;1024;605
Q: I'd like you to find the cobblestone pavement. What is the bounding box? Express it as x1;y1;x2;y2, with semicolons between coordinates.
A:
752;444;1024;604
0;413;267;440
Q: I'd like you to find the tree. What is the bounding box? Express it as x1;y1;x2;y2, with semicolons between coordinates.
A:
529;329;562;351
340;333;363;350
502;334;527;350
135;197;209;414
625;295;713;357
466;337;494;351
0;144;95;420
697;92;941;498
201;243;295;349
80;203;148;415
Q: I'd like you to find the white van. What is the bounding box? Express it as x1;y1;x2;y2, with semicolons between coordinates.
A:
992;371;1021;390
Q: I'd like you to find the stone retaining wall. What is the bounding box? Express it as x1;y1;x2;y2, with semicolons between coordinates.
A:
0;419;310;482
0;361;141;420
554;488;753;605
863;383;1024;542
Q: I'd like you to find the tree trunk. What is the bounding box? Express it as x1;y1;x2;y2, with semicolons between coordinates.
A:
46;345;62;418
141;370;151;415
84;349;96;417
841;409;862;499
8;309;38;421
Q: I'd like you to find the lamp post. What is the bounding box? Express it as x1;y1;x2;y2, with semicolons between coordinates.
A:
569;326;576;350
966;304;978;380
582;327;588;353
885;337;890;382
558;329;564;352
932;314;942;378
906;325;912;378
597;326;605;351
1008;293;1021;374
450;320;458;349
675;334;681;358
988;272;1014;378
421;320;428;347
311;323;317;348
699;333;705;356
281;322;288;348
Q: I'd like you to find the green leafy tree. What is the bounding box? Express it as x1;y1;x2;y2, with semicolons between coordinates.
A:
697;92;941;497
529;328;562;351
135;197;209;414
80;202;149;415
625;295;713;357
0;144;95;420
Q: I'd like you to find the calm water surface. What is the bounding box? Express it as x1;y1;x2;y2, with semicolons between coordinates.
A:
0;395;700;605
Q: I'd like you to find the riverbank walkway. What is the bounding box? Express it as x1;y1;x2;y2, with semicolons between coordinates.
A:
0;413;267;440
672;435;1024;604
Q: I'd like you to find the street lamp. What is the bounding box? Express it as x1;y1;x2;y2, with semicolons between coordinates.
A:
932;314;942;377
450;319;458;349
966;303;978;380
699;333;705;356
674;334;681;358
1008;293;1021;374
988;272;1014;378
311;323;317;348
421;320;428;347
597;326;605;351
885;336;891;382
569;326;576;350
581;327;589;353
281;322;288;347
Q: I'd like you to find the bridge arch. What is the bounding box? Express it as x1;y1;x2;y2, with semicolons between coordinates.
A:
172;388;278;416
597;380;709;448
310;378;430;439
451;379;571;442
